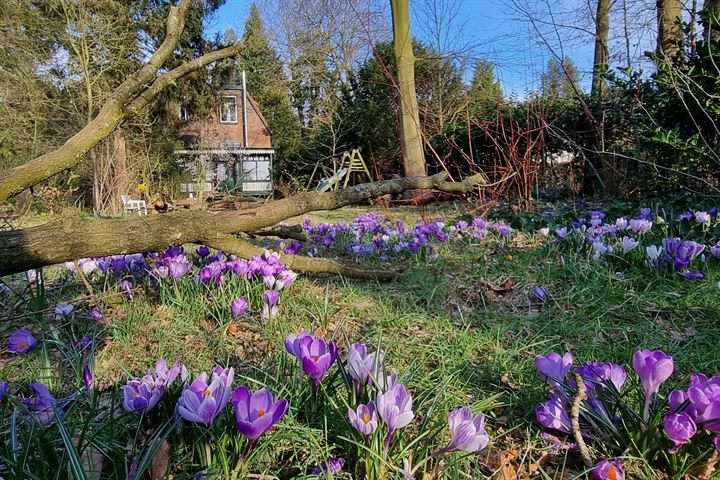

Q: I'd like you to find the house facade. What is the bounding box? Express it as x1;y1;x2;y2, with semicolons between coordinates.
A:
175;81;274;195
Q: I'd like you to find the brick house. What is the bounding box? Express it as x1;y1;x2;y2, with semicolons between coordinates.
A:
175;80;274;195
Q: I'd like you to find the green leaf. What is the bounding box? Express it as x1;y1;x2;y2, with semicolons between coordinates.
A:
53;405;88;480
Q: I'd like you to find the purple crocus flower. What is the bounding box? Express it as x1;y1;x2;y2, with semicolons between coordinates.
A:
347;343;384;394
633;349;673;419
285;330;313;359
633;349;674;398
533;286;548;302
576;362;627;393
0;382;7;402
7;328;37;353
348;401;378;438
122;376;165;412
695;211;711;225
230;259;250;278
536;391;571;433
310;458;345;476
668;388;690;413
535;352;573;387
22;383;58;426
621;236;639;253
376;383;414;446
198;266;214;284
443;407;489;452
168;260;189;279
83;366;93;389
232;386;288;443
230;297;249;317
89;307;104;321
592;459;623;480
178;366;234;426
666;374;720;427
120;279;134;298
679;270;705;281
154;358;184;385
262;290;280;321
299;336;337;394
275;270;298;290
663;412;697;451
555;227;569;239
685;377;720;433
673;241;705;270
677;212;693;221
711;242;720;259
55;303;74;317
629;218;652;236
197;245;210;258
284;242;303;255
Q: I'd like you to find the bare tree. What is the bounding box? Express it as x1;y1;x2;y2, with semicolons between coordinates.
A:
592;0;611;97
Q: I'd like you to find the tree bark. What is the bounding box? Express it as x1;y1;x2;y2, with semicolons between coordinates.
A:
703;0;720;42
657;0;684;61
591;0;611;98
390;0;426;177
0;0;244;204
0;173;487;278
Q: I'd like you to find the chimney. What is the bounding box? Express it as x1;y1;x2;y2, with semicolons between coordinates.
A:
242;71;248;149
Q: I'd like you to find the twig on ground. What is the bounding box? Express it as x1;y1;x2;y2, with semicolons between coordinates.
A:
571;373;593;468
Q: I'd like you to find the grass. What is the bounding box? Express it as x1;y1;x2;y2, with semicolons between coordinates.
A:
1;203;719;478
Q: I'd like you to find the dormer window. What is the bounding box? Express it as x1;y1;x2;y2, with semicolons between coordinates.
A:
219;95;238;123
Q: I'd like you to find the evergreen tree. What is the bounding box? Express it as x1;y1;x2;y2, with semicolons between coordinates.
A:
541;58;580;104
467;60;502;120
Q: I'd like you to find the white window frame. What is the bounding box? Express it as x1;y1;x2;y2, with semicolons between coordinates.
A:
179;104;188;121
219;95;238;123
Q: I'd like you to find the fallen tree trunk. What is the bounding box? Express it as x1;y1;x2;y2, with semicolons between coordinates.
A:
0;173;486;279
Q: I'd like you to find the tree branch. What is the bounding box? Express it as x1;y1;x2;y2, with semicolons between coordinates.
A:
205;235;403;280
0;0;243;203
250;225;308;242
571;373;593;468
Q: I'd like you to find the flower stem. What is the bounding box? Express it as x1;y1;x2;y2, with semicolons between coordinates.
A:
642;394;651;425
230;441;256;480
204;437;212;468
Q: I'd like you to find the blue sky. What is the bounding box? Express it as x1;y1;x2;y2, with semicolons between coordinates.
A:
207;0;651;96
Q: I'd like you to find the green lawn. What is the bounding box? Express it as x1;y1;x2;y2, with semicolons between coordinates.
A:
1;204;719;478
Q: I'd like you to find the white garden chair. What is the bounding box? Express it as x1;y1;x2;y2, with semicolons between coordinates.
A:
121;195;148;216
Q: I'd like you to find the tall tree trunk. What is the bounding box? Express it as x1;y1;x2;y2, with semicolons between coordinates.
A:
657;0;684;61
591;0;611;98
703;0;720;42
390;0;426;177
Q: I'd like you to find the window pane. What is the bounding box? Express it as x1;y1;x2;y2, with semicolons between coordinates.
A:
243;161;257;180
256;161;270;180
220;96;237;122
